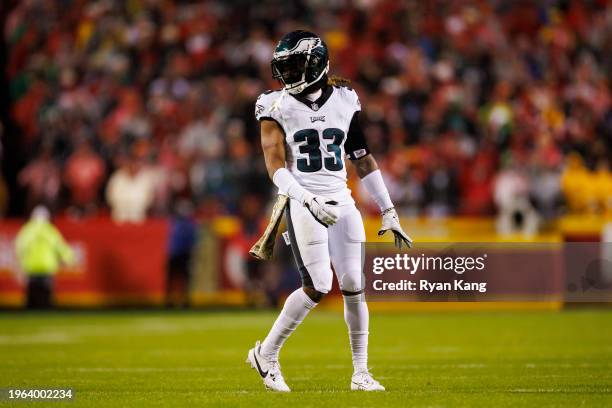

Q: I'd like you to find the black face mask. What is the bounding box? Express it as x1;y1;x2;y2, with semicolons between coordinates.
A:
272;54;307;86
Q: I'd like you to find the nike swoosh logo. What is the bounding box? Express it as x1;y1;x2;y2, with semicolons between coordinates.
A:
253;349;268;378
352;381;372;387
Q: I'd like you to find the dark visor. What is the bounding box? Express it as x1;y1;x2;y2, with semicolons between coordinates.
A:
272;54;307;85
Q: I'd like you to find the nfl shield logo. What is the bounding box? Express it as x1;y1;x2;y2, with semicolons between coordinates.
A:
311;103;319;111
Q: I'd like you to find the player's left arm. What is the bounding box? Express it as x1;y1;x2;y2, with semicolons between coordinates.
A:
346;112;412;248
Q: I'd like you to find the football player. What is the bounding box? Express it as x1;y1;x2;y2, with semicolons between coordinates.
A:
246;30;412;392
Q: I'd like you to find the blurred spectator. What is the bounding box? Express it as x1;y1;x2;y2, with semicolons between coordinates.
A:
106;157;156;223
63;139;106;215
561;153;592;214
241;193;277;307
424;160;459;217
594;160;612;215
530;165;563;221
166;200;198;308
15;206;74;308
3;0;611;220
459;146;497;215
494;156;539;236
18;145;60;213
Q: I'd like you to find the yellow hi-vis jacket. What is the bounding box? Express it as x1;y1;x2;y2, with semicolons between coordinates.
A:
15;220;75;275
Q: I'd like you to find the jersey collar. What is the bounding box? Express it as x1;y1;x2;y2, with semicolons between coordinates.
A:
290;85;334;112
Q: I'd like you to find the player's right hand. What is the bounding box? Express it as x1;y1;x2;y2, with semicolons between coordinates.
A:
303;194;340;227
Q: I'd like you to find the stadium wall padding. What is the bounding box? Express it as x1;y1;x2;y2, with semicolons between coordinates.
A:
0;216;607;308
0;218;169;307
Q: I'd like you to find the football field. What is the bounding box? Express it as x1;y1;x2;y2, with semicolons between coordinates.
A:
1;309;611;407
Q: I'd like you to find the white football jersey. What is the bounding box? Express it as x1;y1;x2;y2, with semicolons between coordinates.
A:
255;85;367;204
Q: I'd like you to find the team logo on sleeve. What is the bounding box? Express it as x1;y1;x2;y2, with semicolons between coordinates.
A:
353;149;367;158
255;104;265;116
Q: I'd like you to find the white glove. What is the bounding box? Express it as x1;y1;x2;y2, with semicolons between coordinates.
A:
303;194;339;227
378;208;412;249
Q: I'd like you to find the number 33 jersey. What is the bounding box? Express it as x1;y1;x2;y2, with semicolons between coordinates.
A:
255;85;370;205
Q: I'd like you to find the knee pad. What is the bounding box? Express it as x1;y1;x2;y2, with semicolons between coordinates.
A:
339;272;364;295
303;286;327;303
301;259;333;294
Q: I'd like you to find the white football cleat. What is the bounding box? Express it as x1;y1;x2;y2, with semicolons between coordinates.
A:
246;341;290;392
351;371;385;391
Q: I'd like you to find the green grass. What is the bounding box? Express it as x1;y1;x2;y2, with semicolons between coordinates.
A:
0;309;611;407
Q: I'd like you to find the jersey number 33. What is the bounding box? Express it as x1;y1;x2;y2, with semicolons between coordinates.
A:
294;128;344;173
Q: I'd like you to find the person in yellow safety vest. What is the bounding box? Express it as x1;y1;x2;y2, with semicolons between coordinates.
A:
15;206;75;308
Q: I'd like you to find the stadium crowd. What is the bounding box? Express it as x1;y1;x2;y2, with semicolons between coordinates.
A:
2;0;611;223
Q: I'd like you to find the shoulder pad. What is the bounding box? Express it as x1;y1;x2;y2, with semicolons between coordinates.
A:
334;86;360;112
255;90;284;121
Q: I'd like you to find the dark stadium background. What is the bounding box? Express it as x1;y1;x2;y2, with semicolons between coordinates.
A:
0;0;611;308
0;1;611;406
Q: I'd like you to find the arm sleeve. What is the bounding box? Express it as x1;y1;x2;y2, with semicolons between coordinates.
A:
361;170;394;212
273;168;311;204
344;112;371;161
